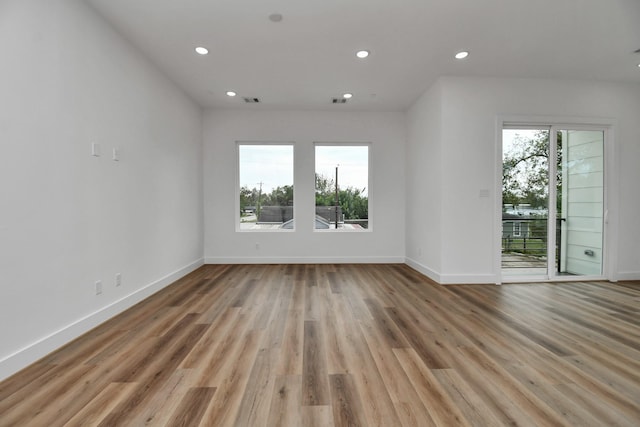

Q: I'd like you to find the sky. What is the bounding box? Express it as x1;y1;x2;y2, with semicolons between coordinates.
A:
238;145;293;193
238;144;369;195
315;145;368;195
502;128;544;156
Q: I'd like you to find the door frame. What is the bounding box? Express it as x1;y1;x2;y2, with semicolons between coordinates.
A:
495;115;618;284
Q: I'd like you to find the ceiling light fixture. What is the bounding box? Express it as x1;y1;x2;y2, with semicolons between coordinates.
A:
343;93;353;99
269;13;283;22
226;91;237;97
455;51;469;59
356;50;370;59
195;46;209;55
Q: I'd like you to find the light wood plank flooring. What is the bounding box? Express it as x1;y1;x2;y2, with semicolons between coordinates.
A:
1;264;639;426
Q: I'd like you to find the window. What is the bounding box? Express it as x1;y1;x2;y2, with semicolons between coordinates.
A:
314;144;369;230
237;143;294;231
513;221;521;237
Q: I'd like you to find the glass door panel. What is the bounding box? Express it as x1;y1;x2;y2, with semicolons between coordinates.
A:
502;129;550;277
555;130;604;276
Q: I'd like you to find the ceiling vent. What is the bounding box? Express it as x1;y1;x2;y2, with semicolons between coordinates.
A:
634;48;640;53
332;98;348;104
243;97;260;103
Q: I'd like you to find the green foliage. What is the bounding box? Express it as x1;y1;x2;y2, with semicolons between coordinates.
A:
239;185;293;215
315;174;335;207
315;173;368;220
503;131;562;210
240;174;368;220
337;188;368;220
263;185;293;207
240;186;260;213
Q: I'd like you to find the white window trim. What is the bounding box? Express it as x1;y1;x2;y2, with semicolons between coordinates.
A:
235;141;295;233
313;142;372;232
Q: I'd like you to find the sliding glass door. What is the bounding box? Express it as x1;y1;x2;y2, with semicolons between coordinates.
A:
501;126;605;281
555;129;605;276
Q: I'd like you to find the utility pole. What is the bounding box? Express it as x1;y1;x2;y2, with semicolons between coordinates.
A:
257;181;263;220
335;165;339;229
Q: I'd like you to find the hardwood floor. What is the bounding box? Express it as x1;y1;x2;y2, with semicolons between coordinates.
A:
1;264;639;426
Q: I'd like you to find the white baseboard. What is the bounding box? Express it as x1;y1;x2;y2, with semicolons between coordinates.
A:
205;256;405;264
617;271;640;281
405;257;499;285
404;257;442;283
0;258;204;382
438;273;499;285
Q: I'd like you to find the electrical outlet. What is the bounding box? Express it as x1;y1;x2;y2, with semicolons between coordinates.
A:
95;280;102;295
115;273;121;287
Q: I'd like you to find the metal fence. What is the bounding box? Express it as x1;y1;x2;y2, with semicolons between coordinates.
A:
502;217;565;272
502;217;548;257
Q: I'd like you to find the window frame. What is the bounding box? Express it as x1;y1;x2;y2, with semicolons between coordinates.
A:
235;141;295;232
313;142;372;232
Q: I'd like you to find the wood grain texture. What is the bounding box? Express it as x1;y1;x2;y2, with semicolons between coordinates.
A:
302;321;330;406
329;374;367;427
0;264;639;426
167;387;217;427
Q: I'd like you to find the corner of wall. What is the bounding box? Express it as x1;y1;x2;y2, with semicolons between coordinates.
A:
404;257;442;283
0;258;204;382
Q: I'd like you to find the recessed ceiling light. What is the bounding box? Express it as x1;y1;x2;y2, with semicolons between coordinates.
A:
343;93;353;99
637;63;640;68
356;50;370;59
195;46;209;55
269;13;283;22
226;91;237;97
455;51;469;59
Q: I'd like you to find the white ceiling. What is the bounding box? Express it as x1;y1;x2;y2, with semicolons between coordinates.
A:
87;0;640;111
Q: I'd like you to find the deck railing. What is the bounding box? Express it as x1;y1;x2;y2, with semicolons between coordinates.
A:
501;218;565;272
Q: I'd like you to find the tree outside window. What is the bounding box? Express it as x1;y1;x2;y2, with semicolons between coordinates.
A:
315;144;369;230
238;144;294;231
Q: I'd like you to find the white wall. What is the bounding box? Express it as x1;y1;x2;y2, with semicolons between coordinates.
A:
0;0;203;380
406;76;640;283
203;110;406;263
405;82;443;279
